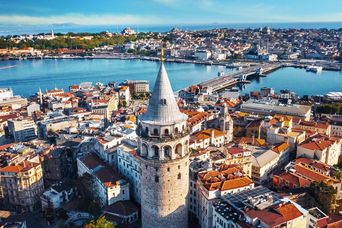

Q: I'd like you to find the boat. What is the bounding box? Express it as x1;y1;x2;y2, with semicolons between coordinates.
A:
0;65;16;70
228;86;239;92
256;67;265;76
217;71;225;77
306;65;323;73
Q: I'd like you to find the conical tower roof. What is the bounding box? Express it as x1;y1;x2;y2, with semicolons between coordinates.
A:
140;63;187;125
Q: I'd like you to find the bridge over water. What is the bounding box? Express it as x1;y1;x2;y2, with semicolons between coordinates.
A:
199;63;282;92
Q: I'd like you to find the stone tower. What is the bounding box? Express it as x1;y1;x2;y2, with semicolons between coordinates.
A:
137;61;190;228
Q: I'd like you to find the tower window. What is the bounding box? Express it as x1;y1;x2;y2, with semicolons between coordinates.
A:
178;173;181;179
155;175;159;183
167;167;170;172
153;128;158;135
160;99;167;105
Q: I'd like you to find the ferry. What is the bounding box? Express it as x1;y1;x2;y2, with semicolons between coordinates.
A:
306;65;323;73
256;67;264;76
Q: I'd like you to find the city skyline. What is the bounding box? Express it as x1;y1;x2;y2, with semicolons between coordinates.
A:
0;0;342;25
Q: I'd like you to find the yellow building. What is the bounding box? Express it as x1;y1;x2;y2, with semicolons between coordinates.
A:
91;93;118;123
0;160;44;212
225;147;252;177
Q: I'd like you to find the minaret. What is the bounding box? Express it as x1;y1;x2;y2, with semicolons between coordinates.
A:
51;29;54;39
137;47;190;228
37;88;43;105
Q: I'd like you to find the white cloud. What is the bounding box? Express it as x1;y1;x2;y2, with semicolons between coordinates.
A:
0;14;162;25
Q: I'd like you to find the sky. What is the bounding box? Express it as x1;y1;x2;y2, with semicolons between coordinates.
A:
0;0;341;25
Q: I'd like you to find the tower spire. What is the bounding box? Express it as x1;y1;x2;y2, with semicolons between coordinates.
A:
140;59;187;125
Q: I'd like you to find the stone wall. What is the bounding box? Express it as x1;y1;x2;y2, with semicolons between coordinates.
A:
140;154;189;228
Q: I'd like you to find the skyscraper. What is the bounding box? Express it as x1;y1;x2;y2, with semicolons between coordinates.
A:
137;55;190;227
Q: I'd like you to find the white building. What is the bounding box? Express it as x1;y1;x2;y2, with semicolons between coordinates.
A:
26;102;40;116
267;126;306;151
252;149;280;184
40;182;76;210
329;115;342;137
260;53;278;61
7;118;37;142
297;135;341;166
240;100;311;121
117;141;141;203
190;129;226;150
94;134;122;167
196;166;254;228
0;88;13;101
119;86;131;104
212;201;242;228
77;153;130;207
133;80;149;94
212;52;226;61
195;50;211;60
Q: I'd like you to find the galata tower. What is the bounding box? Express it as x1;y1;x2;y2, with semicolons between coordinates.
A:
137;50;190;228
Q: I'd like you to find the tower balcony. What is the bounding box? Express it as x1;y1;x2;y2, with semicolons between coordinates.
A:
137;128;190;143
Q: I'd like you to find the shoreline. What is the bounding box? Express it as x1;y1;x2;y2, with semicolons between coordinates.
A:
2;54;342;72
0;57;341;98
1;54;229;66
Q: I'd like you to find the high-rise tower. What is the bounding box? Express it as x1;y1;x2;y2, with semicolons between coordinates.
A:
137;51;190;228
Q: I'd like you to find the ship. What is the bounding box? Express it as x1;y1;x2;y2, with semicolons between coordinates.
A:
306;65;323;73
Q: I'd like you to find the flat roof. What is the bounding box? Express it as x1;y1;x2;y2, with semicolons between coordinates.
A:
224;186;282;211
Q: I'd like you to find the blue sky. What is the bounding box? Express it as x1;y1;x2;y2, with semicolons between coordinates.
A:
0;0;341;25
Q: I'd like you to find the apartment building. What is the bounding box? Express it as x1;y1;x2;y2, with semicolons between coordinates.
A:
0;159;44;212
7;118;37;142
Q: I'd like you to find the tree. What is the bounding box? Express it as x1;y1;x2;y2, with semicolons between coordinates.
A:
308;181;337;214
332;161;342;180
316;103;342;115
77;174;102;216
332;170;342;181
119;100;127;108
88;198;102;217
334;161;342;170
85;216;114;228
44;201;55;225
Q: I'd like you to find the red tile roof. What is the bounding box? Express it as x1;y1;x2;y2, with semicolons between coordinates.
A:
0;143;14;151
103;200;138;216
94;166;123;188
246;202;303;227
272;142;290;154
238;137;267;147
199;166;253;192
193;128;225;141
274;202;303;222
299;139;333;151
79;153;105;170
0;161;40;173
294;164;327;182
